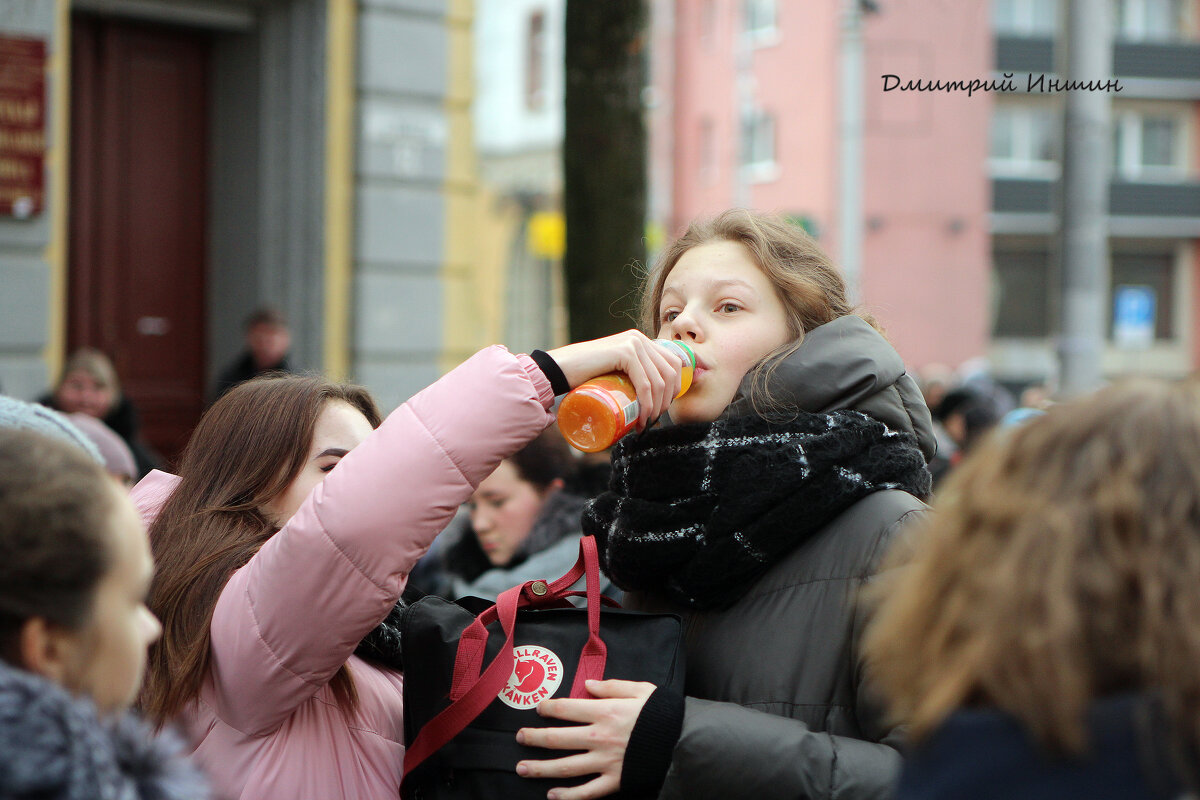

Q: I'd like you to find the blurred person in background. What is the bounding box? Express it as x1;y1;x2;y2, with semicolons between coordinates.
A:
67;412;139;487
0;394;102;463
917;364;956;486
39;347;161;479
418;428;612;601
211;307;293;402
0;429;206;800
929;386;1000;488
865;379;1200;800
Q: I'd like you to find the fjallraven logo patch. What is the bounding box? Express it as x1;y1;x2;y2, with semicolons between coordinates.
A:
498;645;563;709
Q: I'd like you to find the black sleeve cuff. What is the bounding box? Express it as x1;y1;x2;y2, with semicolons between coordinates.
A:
530;350;571;396
620;687;685;797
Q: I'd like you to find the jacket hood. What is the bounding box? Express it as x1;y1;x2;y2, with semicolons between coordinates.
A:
724;315;936;461
0;661;208;800
130;469;181;528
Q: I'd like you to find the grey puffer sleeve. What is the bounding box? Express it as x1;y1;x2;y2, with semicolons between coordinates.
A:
659;698;901;800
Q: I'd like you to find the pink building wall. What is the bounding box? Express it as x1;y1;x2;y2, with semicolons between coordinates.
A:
667;1;741;233
742;2;839;236
860;3;993;370
657;0;993;372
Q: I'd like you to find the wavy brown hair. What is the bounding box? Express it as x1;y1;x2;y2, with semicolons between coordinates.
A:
140;374;381;726
863;378;1200;772
640;209;879;414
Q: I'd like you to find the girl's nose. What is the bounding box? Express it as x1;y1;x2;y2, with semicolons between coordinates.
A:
668;308;702;342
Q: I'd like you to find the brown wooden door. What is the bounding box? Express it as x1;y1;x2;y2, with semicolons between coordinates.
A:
69;16;209;467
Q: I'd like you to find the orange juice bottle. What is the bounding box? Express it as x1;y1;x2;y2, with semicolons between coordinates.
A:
557;340;695;453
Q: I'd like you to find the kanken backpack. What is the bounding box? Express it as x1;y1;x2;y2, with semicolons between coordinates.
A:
400;535;685;800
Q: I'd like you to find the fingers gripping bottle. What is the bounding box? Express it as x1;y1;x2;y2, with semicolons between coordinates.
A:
557;340;696;453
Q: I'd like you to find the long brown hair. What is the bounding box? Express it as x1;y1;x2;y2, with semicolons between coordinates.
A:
863;379;1200;772
640;209;879;414
140;374;381;725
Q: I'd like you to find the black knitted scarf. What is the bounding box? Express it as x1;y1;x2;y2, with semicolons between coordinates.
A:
584;410;931;611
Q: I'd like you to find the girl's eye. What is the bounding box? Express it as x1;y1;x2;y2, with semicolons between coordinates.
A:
320;462;338;473
661;310;679;323
721;303;741;313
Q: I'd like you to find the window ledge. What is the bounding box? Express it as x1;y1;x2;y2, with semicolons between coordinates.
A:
742;162;780;184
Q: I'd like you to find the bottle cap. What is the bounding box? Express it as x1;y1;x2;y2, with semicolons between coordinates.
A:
655;339;696;368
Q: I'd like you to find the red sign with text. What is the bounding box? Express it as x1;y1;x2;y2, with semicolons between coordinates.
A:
0;36;46;218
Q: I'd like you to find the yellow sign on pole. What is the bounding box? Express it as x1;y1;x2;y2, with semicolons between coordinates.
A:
527;211;565;259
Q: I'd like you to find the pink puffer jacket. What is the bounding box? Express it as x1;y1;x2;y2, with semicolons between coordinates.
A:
131;347;554;799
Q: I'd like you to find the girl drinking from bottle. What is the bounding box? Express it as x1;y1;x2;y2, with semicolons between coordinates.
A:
133;337;687;800
515;208;936;800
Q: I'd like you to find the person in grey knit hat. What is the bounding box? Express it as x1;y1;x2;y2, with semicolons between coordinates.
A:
0;394;103;464
0;428;208;799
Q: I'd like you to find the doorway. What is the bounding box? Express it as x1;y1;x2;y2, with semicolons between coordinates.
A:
68;15;210;466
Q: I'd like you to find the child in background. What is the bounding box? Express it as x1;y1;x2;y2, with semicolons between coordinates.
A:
864;379;1200;800
0;429;205;799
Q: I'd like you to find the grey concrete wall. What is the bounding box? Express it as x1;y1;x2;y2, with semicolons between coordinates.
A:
352;0;448;410
207;0;328;388
0;0;58;399
207;28;263;388
257;0;327;374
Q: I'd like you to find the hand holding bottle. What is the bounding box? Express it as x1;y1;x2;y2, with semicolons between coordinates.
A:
545;331;690;444
548;333;694;452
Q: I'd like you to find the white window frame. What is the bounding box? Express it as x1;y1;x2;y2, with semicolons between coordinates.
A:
743;0;780;47
992;0;1059;36
1114;0;1190;42
989;102;1060;179
1112;104;1190;182
741;107;778;183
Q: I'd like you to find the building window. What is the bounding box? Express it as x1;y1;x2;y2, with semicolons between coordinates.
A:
1113;110;1187;180
1114;0;1188;42
526;11;546;110
992;247;1179;342
990;103;1059;177
1109;251;1175;341
992;248;1052;338
744;0;778;44
992;0;1059;36
741;108;776;177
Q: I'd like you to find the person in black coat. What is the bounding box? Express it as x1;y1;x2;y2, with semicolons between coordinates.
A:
210;307;293;403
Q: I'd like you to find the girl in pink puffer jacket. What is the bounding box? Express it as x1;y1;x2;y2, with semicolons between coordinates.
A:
133;335;686;800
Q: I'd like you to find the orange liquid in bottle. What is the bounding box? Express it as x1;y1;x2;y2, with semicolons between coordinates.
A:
557;340;695;453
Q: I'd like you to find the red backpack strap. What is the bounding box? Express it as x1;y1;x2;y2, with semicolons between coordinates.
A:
568;536;607;697
402;582;523;777
403;536;611;775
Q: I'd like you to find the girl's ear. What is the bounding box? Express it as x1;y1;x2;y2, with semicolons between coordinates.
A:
18;616;77;685
541;477;565;497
